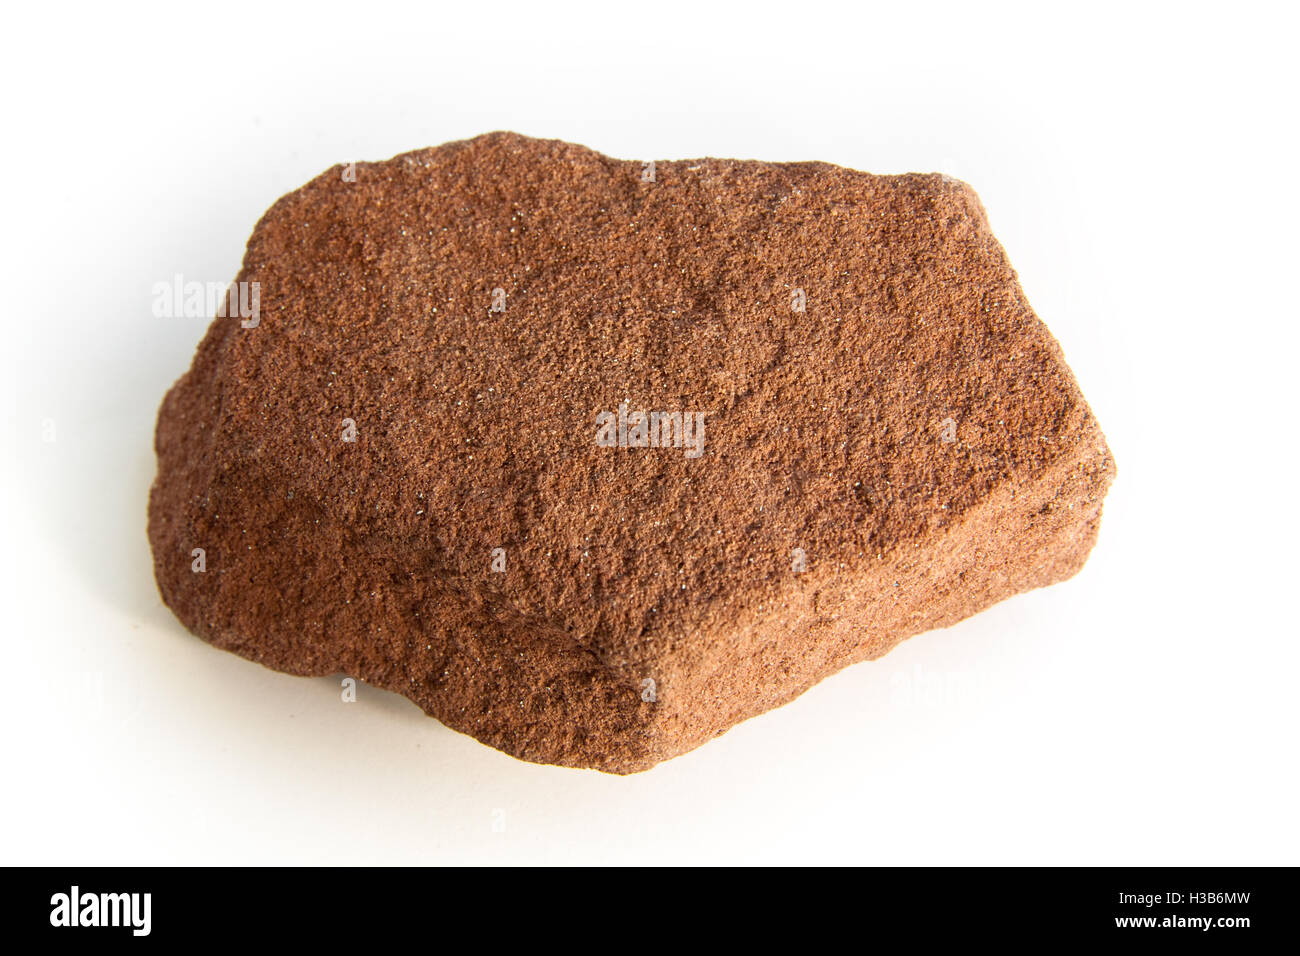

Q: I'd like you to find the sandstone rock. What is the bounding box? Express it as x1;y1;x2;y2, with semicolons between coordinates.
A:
149;131;1115;773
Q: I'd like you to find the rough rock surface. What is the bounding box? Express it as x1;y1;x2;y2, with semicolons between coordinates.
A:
149;131;1115;773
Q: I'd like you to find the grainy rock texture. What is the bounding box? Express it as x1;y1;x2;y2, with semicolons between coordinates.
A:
149;131;1115;773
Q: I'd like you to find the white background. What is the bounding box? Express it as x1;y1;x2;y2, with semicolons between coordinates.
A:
3;1;1297;865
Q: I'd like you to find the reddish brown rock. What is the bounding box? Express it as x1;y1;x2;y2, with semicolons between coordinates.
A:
148;131;1115;773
